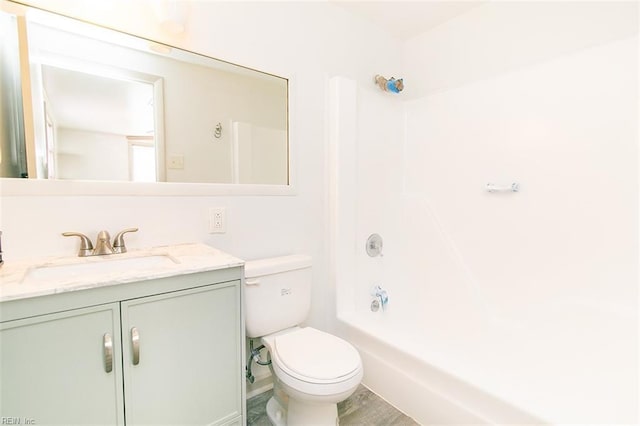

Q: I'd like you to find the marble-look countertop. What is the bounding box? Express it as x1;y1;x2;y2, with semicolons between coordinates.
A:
0;243;244;303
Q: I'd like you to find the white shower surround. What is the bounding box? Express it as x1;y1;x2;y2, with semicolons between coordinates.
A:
330;26;638;424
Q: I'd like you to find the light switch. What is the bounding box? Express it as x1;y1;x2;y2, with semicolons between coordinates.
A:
168;155;184;169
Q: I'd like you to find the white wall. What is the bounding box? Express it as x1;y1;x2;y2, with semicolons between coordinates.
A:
402;1;638;99
0;1;401;338
56;128;129;181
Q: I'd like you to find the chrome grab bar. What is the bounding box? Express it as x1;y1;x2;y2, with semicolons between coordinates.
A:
486;182;519;193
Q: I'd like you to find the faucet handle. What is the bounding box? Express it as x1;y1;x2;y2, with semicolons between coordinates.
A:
62;232;94;257
113;228;138;254
366;233;383;257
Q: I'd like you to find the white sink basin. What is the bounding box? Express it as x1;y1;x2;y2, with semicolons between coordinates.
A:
22;254;179;285
0;243;243;303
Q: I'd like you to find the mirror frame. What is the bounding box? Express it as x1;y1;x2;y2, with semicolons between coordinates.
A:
0;0;297;197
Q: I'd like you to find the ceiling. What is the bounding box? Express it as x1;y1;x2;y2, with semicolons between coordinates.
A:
329;1;487;40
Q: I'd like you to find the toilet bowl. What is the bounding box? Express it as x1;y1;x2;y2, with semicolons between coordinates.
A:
262;327;363;425
244;256;363;425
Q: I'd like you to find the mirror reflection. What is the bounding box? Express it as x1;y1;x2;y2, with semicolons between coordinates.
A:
0;3;289;185
41;66;157;182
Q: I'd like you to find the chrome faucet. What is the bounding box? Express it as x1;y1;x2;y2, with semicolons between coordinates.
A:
371;285;389;311
93;230;114;255
63;228;138;257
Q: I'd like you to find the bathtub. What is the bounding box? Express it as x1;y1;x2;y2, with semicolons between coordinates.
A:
328;75;638;424
335;300;637;425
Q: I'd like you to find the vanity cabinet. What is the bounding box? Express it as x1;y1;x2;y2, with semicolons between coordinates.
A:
0;303;124;425
0;268;244;426
122;283;241;425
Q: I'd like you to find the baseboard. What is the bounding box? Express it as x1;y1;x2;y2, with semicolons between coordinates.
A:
246;377;274;399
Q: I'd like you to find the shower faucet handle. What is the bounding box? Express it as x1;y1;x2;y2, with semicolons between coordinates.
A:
366;233;383;257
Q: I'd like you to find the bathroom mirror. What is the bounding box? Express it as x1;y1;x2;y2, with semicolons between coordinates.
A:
0;1;290;189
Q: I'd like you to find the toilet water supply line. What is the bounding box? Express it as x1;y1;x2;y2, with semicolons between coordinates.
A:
246;339;272;384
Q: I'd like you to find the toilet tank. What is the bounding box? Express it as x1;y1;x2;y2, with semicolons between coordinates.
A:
244;255;312;338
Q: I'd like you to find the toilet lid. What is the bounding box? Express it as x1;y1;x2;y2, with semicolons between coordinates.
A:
274;327;361;381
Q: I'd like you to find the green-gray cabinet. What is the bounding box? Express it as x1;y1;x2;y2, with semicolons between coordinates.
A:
1;303;124;425
0;268;244;425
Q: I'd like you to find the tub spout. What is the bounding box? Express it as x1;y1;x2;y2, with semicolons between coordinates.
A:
371;285;389;311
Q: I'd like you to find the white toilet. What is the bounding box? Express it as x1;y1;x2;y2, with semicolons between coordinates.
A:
244;255;363;426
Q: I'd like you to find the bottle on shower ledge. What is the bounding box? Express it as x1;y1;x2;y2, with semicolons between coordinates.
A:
374;75;404;94
0;231;4;267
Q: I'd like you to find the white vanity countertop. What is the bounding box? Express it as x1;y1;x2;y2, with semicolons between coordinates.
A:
0;243;244;303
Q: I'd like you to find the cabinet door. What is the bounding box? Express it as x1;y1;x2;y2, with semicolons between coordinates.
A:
121;282;241;425
0;303;124;425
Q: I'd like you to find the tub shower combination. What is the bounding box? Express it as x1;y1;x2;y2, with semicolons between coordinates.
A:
328;76;637;425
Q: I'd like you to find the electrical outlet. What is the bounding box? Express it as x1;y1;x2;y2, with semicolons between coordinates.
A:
208;208;226;233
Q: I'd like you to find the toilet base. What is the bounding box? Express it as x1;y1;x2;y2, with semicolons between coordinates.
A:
266;395;339;426
288;398;338;426
266;397;287;426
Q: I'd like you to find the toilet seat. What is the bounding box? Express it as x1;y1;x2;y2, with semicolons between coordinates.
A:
274;327;361;383
263;327;363;397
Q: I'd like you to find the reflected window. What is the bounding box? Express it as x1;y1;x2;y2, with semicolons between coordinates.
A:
129;137;155;182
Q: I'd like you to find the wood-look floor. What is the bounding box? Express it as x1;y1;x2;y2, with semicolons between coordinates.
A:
247;384;419;425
